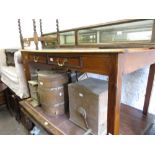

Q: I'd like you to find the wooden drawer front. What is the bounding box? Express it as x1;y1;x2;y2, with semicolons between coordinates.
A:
28;54;47;63
47;55;83;68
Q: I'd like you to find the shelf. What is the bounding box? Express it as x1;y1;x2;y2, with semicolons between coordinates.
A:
19;100;85;135
120;104;155;135
19;99;155;135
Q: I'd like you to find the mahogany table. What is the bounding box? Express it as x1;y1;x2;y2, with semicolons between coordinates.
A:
21;48;155;135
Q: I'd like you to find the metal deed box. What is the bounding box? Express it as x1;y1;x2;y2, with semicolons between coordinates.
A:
68;78;108;135
38;71;68;116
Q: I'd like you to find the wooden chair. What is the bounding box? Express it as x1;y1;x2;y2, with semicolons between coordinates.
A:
18;19;60;50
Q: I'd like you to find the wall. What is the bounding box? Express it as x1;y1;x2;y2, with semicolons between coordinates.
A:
1;0;154;48
121;66;151;112
0;49;6;75
122;66;155;114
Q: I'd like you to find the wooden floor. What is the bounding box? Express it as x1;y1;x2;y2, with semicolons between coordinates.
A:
20;100;155;135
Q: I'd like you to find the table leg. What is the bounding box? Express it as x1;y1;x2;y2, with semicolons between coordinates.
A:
143;64;155;115
12;94;21;122
107;55;123;135
4;88;13;116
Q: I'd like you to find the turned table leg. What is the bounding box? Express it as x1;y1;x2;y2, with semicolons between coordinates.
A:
143;64;155;115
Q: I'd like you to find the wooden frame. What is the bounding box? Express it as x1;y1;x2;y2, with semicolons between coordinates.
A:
43;19;155;48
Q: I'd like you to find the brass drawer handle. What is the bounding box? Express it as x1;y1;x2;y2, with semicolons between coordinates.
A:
33;56;39;62
57;58;68;67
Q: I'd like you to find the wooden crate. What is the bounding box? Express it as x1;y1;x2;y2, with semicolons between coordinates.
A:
68;78;108;135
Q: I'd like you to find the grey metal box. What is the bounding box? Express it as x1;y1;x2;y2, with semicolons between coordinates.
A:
68;78;108;135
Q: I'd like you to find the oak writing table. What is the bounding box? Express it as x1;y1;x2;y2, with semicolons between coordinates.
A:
21;48;155;135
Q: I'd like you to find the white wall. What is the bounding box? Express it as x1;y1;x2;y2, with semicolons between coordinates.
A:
121;66;151;112
0;0;154;48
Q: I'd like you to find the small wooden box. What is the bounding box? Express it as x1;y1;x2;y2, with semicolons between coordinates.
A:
68;78;108;135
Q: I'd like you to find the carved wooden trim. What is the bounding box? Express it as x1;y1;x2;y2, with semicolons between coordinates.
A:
18;19;24;49
33;19;39;50
56;19;60;47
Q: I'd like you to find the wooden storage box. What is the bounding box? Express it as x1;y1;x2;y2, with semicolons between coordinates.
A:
68;78;108;135
38;71;68;116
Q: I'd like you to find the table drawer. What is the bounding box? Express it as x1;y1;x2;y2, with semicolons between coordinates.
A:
28;54;47;63
47;55;83;68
